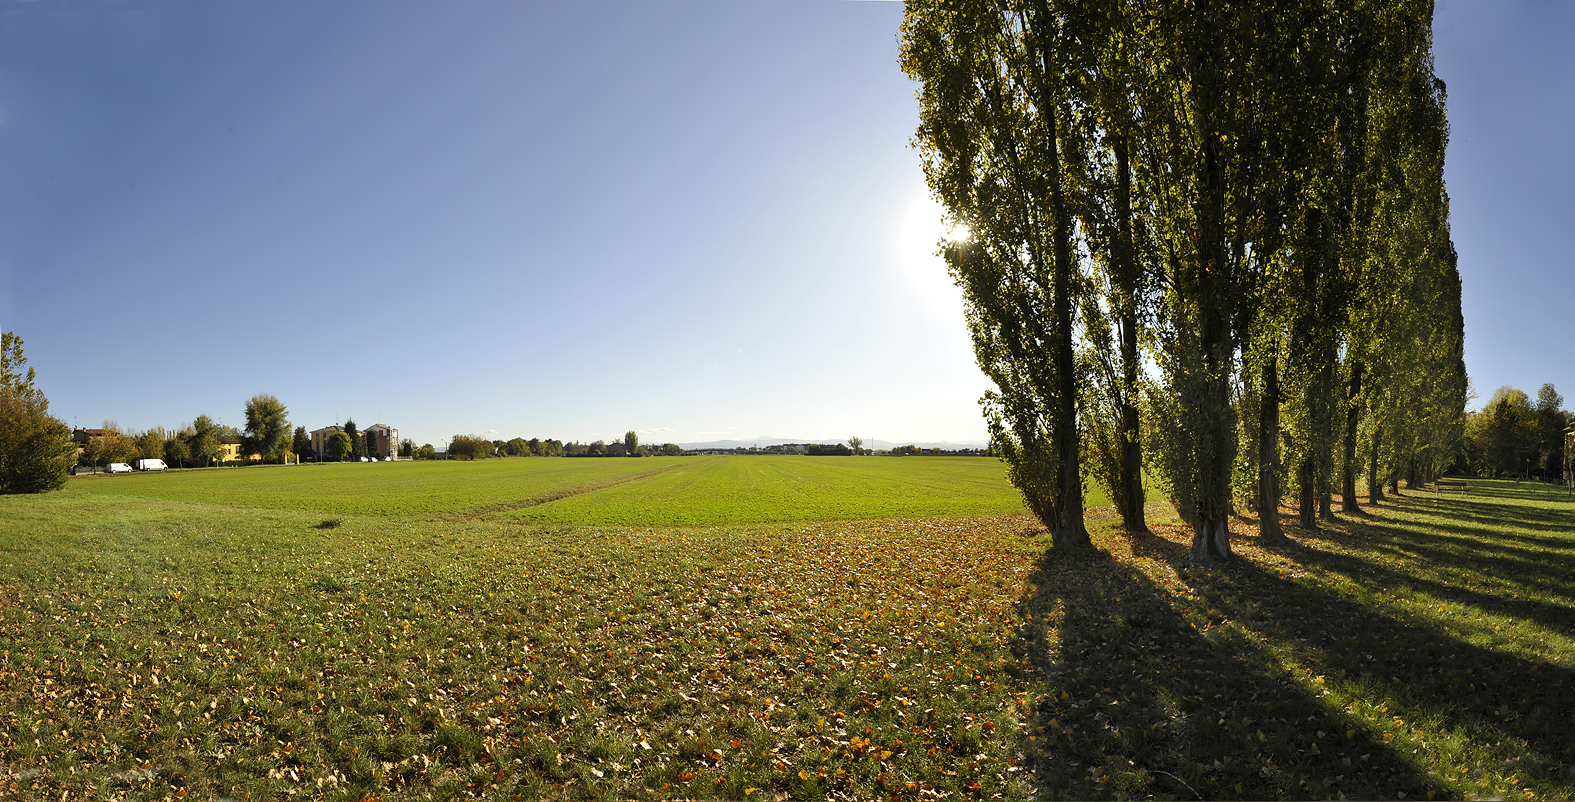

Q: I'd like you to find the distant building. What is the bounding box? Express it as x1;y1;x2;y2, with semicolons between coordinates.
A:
364;423;399;459
309;423;399;460
217;434;259;462
310;425;345;461
71;428;106;447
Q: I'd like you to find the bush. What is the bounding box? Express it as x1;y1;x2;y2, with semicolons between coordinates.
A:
0;390;75;494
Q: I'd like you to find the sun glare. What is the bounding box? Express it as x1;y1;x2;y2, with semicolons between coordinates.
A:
895;192;967;315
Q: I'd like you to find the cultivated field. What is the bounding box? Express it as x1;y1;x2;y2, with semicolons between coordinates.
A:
67;456;1037;522
1;459;1571;800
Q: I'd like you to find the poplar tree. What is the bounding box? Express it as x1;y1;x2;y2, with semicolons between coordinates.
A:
902;0;1090;549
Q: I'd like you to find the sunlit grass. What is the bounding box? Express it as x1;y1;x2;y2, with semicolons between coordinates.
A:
513;456;1029;525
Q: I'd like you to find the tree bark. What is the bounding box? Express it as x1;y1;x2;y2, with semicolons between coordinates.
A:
1114;137;1150;536
1341;360;1364;513
1368;429;1383;504
1188;121;1234;564
1298;454;1317;531
1258;346;1287;544
1032;16;1089;551
1318;358;1336;520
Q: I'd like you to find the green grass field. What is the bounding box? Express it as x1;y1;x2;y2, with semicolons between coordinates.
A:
1;461;1571;800
66;456;1107;523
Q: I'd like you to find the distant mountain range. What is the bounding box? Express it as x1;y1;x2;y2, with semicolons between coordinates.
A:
675;437;991;451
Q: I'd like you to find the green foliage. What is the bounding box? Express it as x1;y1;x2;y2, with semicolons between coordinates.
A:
242;394;291;463
132;428;166;461
325;431;353;462
1463;386;1555;479
901;0;1464;558
163;436;189;468
0;332;75;492
623;430;639;456
344;419;362;460
901;1;1087;548
0;333;73;493
85;424;137;468
187;415;224;467
0;331;38;397
448;435;492;461
292;426;312;460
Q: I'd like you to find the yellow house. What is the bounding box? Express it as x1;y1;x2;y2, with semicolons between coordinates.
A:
215;434;297;464
218;435;256;462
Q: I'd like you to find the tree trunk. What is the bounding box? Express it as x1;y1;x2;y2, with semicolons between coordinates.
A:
1368;429;1383;504
1042;51;1088;551
1298;455;1317;531
1188;122;1234;564
1258;346;1287;544
1114;137;1150;536
1318;359;1336;520
1341;360;1364;513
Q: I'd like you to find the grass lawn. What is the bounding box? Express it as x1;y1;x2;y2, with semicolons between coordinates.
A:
0;467;1570;800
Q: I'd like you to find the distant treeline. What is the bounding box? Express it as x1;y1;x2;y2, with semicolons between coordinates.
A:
436;431;682;460
1459;383;1569;481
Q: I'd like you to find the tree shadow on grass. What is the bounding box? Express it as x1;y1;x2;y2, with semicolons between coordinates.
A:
1210;556;1575;795
1449;480;1575;505
1012;544;1446;800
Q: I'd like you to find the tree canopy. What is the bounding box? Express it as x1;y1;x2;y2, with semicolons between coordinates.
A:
0;332;75;493
902;0;1464;562
242;394;292;463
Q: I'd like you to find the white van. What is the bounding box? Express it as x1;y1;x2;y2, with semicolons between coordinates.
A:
133;458;168;472
106;463;133;474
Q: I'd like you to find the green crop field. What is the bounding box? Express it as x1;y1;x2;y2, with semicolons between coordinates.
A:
67;457;684;518
1;465;1570;801
69;456;1042;524
513;456;1033;525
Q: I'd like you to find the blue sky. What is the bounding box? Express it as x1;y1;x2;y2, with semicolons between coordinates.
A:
0;1;1566;449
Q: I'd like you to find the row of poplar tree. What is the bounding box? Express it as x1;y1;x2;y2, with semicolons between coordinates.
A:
901;0;1466;562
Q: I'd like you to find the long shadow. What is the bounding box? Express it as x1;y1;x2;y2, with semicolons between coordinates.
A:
1013;547;1445;800
1328;527;1575;601
1303;498;1575;621
1394;501;1575;541
1208;559;1575;791
1453;480;1575;504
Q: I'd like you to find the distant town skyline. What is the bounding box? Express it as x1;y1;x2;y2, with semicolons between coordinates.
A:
2;1;1568;449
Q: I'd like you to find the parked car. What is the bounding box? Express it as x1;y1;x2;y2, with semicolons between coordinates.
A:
133;458;168;472
106;463;133;474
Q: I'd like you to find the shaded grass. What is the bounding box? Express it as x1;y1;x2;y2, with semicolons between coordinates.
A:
1014;479;1574;800
0;478;1568;799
